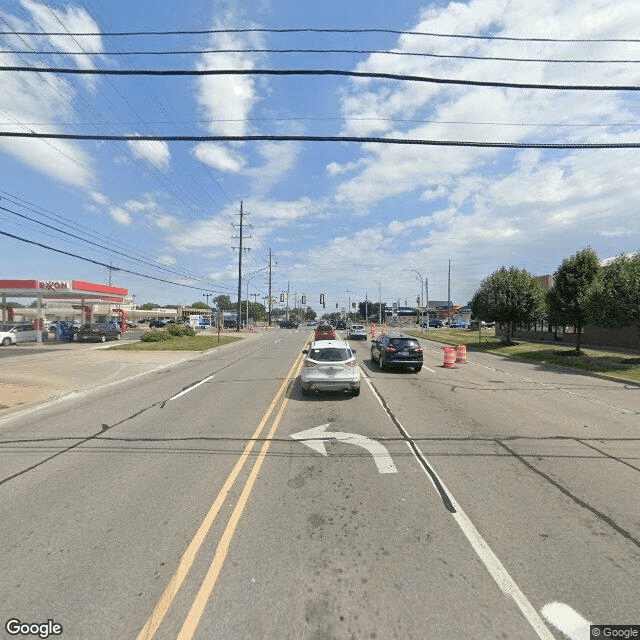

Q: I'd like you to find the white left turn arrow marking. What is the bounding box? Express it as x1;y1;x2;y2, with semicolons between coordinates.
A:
290;424;397;474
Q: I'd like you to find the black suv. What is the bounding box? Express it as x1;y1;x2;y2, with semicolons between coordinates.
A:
370;333;423;372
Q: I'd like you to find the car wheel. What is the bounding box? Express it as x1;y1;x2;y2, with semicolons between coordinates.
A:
116;333;121;340
101;334;106;342
352;387;360;397
379;355;385;369
301;385;310;396
1;337;11;346
414;365;422;372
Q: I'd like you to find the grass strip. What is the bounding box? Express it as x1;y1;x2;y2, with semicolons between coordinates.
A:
108;334;243;351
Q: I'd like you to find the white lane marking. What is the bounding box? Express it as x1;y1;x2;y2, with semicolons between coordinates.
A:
290;423;397;474
541;602;591;639
470;360;635;414
170;374;215;401
422;345;635;415
362;373;556;640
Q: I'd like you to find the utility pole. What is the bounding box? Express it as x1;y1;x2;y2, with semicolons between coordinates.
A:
233;202;251;332
447;259;451;324
286;280;291;321
267;249;275;326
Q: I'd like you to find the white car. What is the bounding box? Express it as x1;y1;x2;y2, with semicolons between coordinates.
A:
300;340;361;397
0;323;48;346
347;324;367;340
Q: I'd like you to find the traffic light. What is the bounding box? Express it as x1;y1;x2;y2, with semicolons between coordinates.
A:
320;294;325;304
417;296;420;304
280;293;285;302
301;295;306;304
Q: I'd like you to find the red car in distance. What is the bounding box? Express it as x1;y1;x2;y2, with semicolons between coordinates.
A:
314;324;337;341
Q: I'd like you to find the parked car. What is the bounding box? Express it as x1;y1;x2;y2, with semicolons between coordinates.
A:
314;323;337;341
300;340;360;396
0;323;48;346
347;324;367;340
76;322;121;343
223;319;237;329
450;320;468;328
429;319;444;328
149;319;168;328
306;320;318;326
370;333;423;372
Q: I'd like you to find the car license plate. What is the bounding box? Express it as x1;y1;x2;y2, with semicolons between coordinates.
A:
399;351;409;356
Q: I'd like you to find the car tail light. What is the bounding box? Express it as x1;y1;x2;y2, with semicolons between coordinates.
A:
344;359;357;368
384;347;397;353
303;360;317;368
415;347;423;353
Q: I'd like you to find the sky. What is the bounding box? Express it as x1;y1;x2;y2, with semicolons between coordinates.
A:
2;0;640;316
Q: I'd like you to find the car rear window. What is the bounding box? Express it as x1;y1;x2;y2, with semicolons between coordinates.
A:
308;347;353;362
389;338;420;349
316;325;334;332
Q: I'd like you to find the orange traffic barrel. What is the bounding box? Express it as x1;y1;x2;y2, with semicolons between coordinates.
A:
456;344;467;363
443;346;456;368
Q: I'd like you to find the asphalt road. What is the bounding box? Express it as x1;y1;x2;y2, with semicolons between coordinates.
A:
0;329;638;639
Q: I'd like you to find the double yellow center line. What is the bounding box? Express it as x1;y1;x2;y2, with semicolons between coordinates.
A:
136;349;307;640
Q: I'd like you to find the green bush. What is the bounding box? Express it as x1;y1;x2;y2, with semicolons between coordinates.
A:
167;323;197;337
140;330;173;342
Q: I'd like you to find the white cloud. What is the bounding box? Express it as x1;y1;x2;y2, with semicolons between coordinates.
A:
192;143;245;173
91;191;109;205
128;137;171;171
191;18;266;175
0;4;103;188
109;206;132;226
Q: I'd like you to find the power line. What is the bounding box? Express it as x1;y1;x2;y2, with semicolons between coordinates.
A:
3;66;640;91
5;47;640;64
2;27;640;43
0;203;237;291
0;228;235;294
1;132;639;149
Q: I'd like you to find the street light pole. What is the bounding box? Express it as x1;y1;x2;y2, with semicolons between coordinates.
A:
409;269;424;329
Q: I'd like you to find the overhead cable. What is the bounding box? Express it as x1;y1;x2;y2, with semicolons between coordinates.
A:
3;66;639;91
0;229;234;294
0;132;638;149
4;47;640;64
2;27;640;43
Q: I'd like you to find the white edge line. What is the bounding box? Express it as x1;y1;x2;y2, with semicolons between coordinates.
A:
362;373;556;640
541;601;591;640
170;374;215;401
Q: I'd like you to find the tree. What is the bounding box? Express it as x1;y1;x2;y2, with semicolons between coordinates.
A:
191;302;210;310
140;303;159;310
588;252;640;330
471;266;546;343
548;247;600;354
213;295;232;310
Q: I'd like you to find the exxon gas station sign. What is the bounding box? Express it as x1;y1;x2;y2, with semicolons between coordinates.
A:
37;280;71;291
